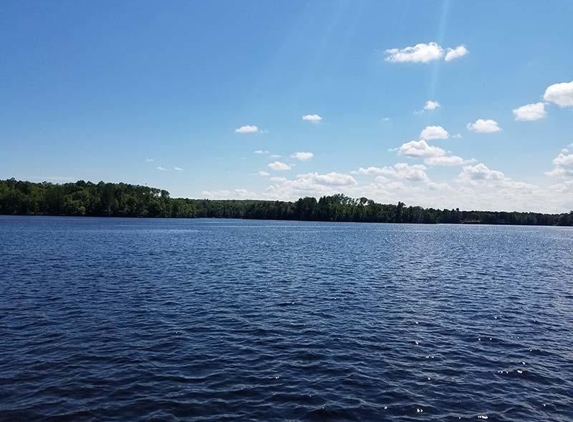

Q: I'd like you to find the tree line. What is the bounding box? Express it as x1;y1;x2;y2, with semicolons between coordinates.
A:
1;178;572;226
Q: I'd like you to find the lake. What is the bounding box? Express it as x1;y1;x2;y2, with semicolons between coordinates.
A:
0;216;572;421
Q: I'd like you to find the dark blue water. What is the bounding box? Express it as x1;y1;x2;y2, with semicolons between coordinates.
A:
1;217;572;421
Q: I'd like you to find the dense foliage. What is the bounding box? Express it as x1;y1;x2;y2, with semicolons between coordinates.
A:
1;179;572;226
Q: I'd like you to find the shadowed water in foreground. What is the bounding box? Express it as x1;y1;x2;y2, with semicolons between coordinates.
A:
1;217;572;421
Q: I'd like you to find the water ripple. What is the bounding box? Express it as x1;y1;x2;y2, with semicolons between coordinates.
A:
1;217;572;421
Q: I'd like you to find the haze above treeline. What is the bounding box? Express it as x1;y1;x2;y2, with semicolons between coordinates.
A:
0;179;572;226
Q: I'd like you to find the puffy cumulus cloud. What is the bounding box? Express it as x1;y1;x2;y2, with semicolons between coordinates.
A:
424;100;440;111
396;140;446;158
267;161;292;171
254;150;268;154
425;156;476;166
466;119;502;133
258;171;270;177
459;163;505;181
420;125;449;140
174;167;184;172
291;152;314;161
385;42;444;63
235;125;260;133
554;151;573;167
546;151;573;178
385;42;468;63
445;45;469;62
513;102;547;121
302;114;322;122
259;172;359;201
543;81;573;107
215;165;570;213
358;163;429;182
355;167;387;176
297;172;356;186
393;139;475;167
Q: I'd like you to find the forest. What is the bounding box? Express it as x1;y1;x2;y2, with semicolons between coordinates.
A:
1;178;572;226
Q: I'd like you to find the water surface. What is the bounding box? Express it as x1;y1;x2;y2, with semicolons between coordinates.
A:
1;217;572;421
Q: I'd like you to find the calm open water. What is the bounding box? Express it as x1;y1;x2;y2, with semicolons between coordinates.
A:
1;216;572;421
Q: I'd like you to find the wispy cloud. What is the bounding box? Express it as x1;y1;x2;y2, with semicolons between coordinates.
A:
385;42;468;64
235;125;261;133
291;152;314;161
174;167;183;172
156;166;167;171
268;161;291;171
145;158;154;162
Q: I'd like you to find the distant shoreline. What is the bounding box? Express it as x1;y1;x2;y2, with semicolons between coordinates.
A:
1;178;572;226
3;214;573;229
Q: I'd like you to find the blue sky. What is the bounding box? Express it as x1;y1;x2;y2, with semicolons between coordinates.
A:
1;0;573;212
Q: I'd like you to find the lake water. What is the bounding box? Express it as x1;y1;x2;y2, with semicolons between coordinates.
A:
1;216;572;421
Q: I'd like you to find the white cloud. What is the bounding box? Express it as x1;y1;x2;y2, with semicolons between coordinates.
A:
156;166;167;171
298;172;356;186
258;171;271;177
396;140;446;158
424;100;441;111
466;119;502;133
302;114;322;123
414;100;441;115
382;117;391;122
385;42;468;63
270;154;282;158
145;158;154;162
358;163;428;182
445;45;469;62
459;163;505;181
174;167;184;172
268;161;291;171
393;139;472;166
206;163;570;213
291;152;314;161
554;152;573;167
385;42;444;63
546;151;573;178
235;125;260;133
425;156;476;166
420;125;449;140
201;190;231;198
254;150;268;154
513;102;547;121
543;81;573;107
356;167;386;176
452;134;463;139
